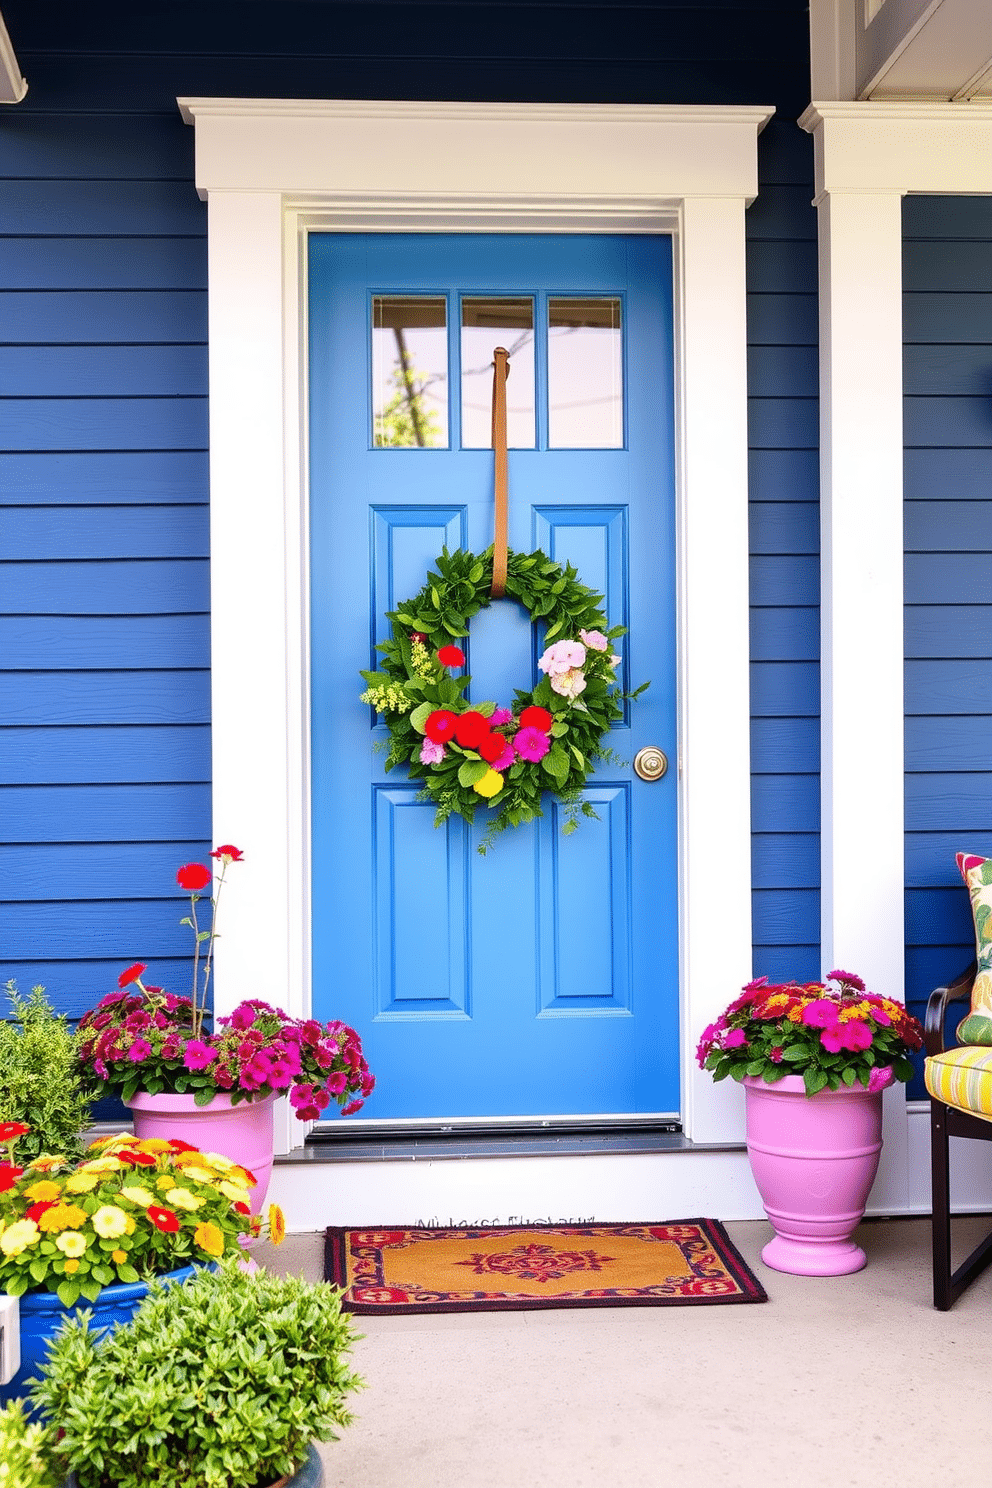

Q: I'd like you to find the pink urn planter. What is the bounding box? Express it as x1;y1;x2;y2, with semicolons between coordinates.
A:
125;1089;278;1214
743;1068;894;1276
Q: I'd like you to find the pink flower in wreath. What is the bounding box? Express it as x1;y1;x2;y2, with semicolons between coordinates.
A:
489;740;516;772
550;667;586;700
537;639;586;676
419;738;446;765
514;727;551;763
579;628;609;651
490;707;513;727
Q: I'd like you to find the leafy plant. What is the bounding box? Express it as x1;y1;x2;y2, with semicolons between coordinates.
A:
32;1262;364;1488
0;1399;61;1488
0;983;92;1164
696;969;925;1096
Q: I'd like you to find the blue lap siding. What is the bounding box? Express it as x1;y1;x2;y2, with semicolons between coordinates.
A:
903;195;992;1091
0;1;819;1043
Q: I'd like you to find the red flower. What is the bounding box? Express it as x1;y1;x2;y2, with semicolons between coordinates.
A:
177;862;212;891
410;632;426;644
168;1139;199;1153
453;711;490;749
210;844;244;861
478;733;508;764
234;1201;251;1215
518;705;553;733
0;1122;30;1141
436;645;465;668
117;963;147;988
128;1150;157;1166
26;1200;57;1222
341;1101;364;1116
424;709;457;743
148;1206;181;1233
0;1165;24;1192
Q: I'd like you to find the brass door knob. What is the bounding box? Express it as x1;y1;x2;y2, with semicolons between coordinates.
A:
633;747;669;781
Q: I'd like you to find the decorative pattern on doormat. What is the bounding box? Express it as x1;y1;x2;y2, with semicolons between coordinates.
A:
323;1219;767;1313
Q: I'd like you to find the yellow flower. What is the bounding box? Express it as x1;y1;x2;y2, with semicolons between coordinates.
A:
55;1231;87;1258
29;1154;66;1173
120;1186;155;1208
203;1152;235;1172
24;1180;62;1203
165;1187;204;1212
181;1166;218;1185
80;1156;122;1173
124;1215;136;1235
65;1171;99;1194
193;1221;225;1258
1;1220;40;1257
156;1175;176;1193
133;1138;171;1153
111;1249;128;1264
268;1204;286;1246
64;1259;80;1274
472;768;504;799
38;1203;87;1233
91;1205;129;1239
786;1006;803;1022
218;1180;250;1203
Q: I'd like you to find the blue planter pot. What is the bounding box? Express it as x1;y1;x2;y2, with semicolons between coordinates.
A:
64;1441;325;1487
0;1265;196;1408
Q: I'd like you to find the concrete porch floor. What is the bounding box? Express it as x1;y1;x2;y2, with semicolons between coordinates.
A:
258;1214;991;1488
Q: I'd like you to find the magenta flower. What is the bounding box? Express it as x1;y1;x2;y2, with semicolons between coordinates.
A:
290;1083;316;1110
490;707;513;727
723;1029;747;1048
827;968;866;993
801;998;840;1028
867;1065;892;1092
183;1039;218;1071
229;1003;257;1031
126;1038;153;1063
514;726;551;762
490;740;516;771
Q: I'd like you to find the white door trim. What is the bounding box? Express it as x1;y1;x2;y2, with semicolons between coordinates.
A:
178;98;772;1151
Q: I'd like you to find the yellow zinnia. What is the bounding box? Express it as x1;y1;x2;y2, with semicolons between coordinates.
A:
165;1187;204;1212
193;1221;225;1258
120;1186;155;1208
55;1231;87;1258
65;1171;99;1194
181;1166;218;1185
111;1249;128;1264
1;1220;40;1257
218;1179;250;1203
91;1205;129;1239
23;1179;62;1203
268;1204;286;1246
29;1155;65;1173
64;1259;80;1274
203;1152;235;1172
155;1175;176;1193
472;768;504;798
80;1156;121;1173
38;1203;87;1233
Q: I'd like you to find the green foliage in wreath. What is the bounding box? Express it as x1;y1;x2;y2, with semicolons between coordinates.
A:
359;545;647;852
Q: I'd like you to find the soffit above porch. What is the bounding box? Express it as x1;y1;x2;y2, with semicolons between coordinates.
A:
811;0;992;102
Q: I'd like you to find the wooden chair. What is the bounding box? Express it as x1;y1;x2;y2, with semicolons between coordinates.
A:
925;961;992;1309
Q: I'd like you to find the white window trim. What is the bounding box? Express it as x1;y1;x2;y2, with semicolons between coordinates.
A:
799;100;992;1210
178;98;772;1150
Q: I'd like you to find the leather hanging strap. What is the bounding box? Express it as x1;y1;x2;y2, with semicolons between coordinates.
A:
490;346;510;599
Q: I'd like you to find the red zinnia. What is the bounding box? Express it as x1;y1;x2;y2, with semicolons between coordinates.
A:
117;962;147;989
0;1121;30;1141
478;733;508;764
169;1139;199;1153
0;1165;25;1192
128;1150;157;1166
26;1201;57;1222
424;709;457;743
436;645;465;668
177;862;212;891
518;705;553;733
210;844;244;861
148;1206;181;1233
453;711;490;749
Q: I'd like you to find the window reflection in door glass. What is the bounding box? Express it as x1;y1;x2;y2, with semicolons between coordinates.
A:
548;298;623;448
461;298;535;448
372;296;448;448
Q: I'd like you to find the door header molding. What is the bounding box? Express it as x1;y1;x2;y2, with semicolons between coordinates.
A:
181;97;768;1147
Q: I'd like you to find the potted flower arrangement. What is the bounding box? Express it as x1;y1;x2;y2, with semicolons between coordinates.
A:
0;1128;285;1406
697;969;924;1277
30;1262;362;1488
76;844;375;1207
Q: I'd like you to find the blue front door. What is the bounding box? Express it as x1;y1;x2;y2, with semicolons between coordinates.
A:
309;234;678;1120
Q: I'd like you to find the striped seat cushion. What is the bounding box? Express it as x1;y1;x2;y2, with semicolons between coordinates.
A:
925;1047;992;1124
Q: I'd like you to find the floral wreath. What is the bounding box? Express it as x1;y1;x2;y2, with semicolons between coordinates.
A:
360;545;646;852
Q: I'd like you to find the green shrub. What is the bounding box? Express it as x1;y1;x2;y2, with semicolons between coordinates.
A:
32;1261;364;1488
0;1399;60;1488
0;983;92;1163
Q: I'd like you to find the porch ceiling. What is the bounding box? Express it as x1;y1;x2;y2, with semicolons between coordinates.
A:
858;0;992;101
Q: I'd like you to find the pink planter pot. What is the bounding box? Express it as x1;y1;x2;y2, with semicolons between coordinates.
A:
125;1090;277;1214
743;1069;893;1276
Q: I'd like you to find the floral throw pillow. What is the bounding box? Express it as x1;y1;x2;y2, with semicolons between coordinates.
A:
956;852;992;1045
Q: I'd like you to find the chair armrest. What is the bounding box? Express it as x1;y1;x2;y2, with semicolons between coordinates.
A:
924;963;977;1057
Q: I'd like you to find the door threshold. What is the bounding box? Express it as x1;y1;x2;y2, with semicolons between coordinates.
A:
296;1118;689;1163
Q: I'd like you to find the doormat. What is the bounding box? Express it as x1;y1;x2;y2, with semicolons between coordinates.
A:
324;1219;767;1313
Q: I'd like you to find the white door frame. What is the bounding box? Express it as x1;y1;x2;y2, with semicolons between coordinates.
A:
178;98;771;1153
